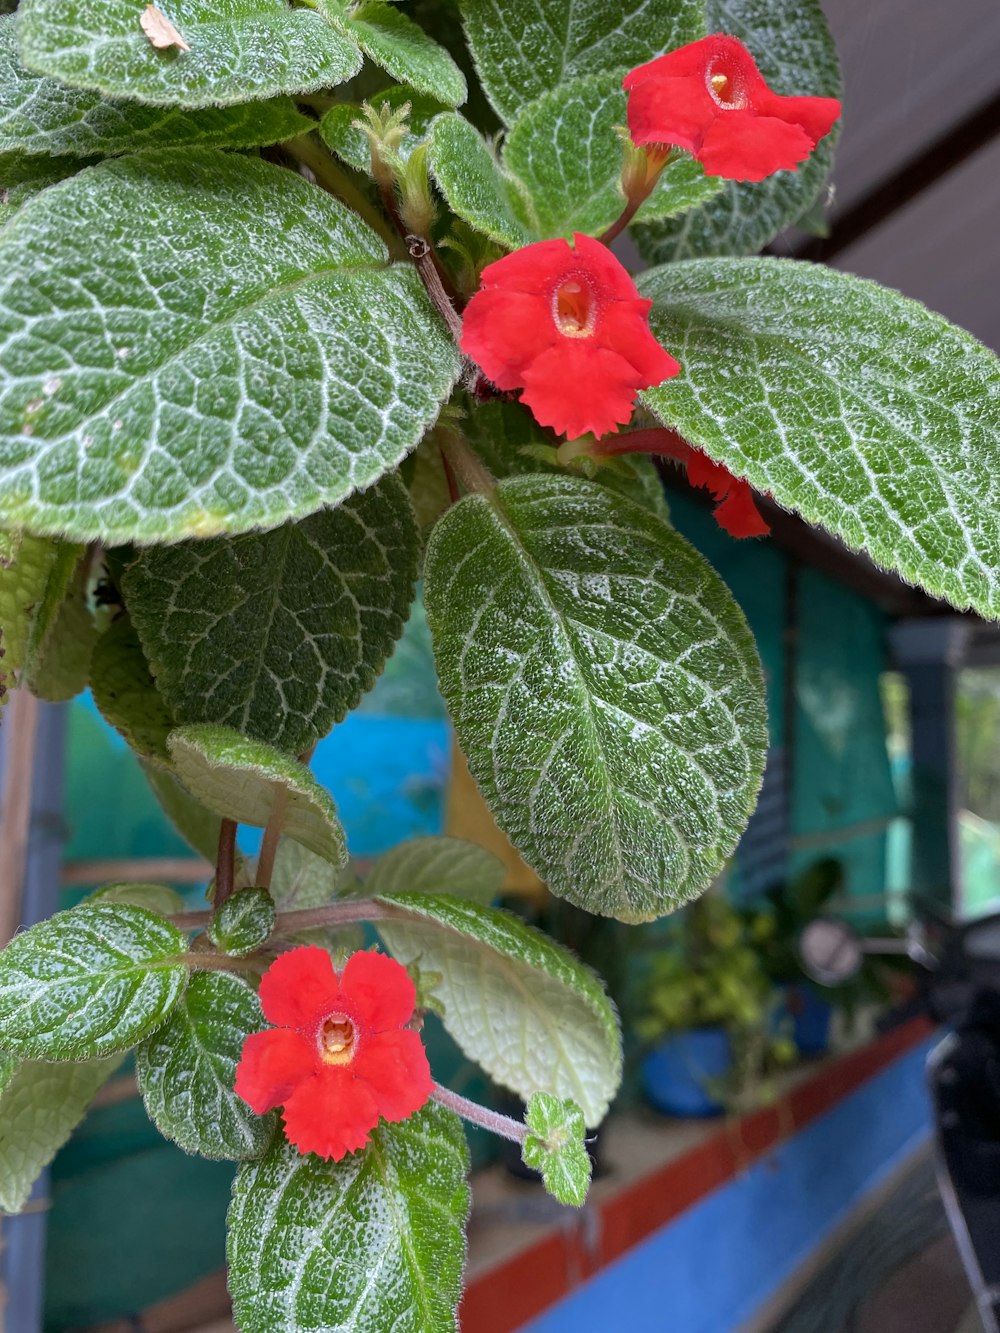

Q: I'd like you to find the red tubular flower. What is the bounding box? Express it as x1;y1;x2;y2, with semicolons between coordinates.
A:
594;427;769;538
624;34;841;182
235;946;432;1161
460;232;680;439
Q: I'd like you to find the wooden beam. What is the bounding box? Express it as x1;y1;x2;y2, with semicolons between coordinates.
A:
60;857;213;887
0;691;40;947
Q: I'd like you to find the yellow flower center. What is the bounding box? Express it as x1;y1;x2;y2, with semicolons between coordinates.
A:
553;278;596;338
707;63;748;110
319;1014;356;1066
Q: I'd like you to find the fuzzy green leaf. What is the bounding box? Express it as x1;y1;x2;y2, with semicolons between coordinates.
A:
641;258;1000;619
269;837;340;912
377;891;621;1125
0;149;460;545
0;154;81;225
124;473;419;755
522;1092;591;1206
208;887;275;956
367;836;504;905
324;1;466;106
427;111;533;249
424;475;767;922
23;556;97;700
0;17;312;162
460;0;705;125
141;760;222;862
0;1053;121;1213
136;970;275;1160
228;1102;470;1333
168;725;347;867
17;0;362;108
503;73;721;240
89;881;186;915
0;903;188;1059
634;0;841;261
0;531;79;680
91;615;175;763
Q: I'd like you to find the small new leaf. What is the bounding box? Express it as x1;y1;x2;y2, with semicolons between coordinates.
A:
168;725;347;868
136;971;276;1160
0;904;188;1059
228;1103;470;1332
208;887;275;957
522;1092;591;1207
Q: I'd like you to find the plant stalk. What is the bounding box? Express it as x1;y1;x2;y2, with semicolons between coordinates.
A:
213;819;237;911
431;1083;528;1145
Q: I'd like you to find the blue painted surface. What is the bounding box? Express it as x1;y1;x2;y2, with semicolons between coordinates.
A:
641;1029;731;1118
525;1036;936;1333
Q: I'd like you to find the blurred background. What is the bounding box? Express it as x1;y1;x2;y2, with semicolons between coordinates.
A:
2;2;999;1330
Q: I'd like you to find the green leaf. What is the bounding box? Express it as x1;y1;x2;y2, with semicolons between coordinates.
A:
136;970;275;1160
462;398;670;522
269;837;340;912
0;1053;122;1213
168;725;347;867
89;880;186;915
17;0;362;108
641;258;1000;620
22;555;98;700
0;149;460;545
208;887;275;956
367;836;504;905
0;531;78;679
320;84;445;173
0;16;312;162
141;759;222;862
0;903;188;1059
324;1;466;106
124;472;419;755
503;74;721;240
460;0;705;125
425;475;767;922
377;891;621;1125
91;614;175;763
0;154;81;225
228;1102;470;1333
634;0;841;261
522;1092;591;1206
427;111;533;249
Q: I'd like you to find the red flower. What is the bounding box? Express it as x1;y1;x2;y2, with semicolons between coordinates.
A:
593;428;769;538
235;946;432;1161
461;232;680;439
624;35;841;183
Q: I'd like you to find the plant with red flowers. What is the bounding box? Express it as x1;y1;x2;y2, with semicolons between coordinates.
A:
0;0;998;1329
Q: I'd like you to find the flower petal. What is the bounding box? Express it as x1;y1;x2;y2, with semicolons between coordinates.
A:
356;1030;433;1123
461;288;554;390
282;1066;380;1161
257;945;340;1034
714;483;770;538
755;90;841;146
478;237;575;294
340;950;418;1033
624;72;717;153
234;1028;316;1114
698;111;814;181
521;343;642;439
598;304;681;386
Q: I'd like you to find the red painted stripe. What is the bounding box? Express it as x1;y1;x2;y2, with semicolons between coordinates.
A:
461;1016;934;1333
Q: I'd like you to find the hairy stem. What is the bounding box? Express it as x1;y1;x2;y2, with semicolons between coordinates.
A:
179;951;269;974
437;430;496;497
285;134;402;254
213;819;237;911
256;786;289;894
431;1083;528;1145
172;898;401;933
